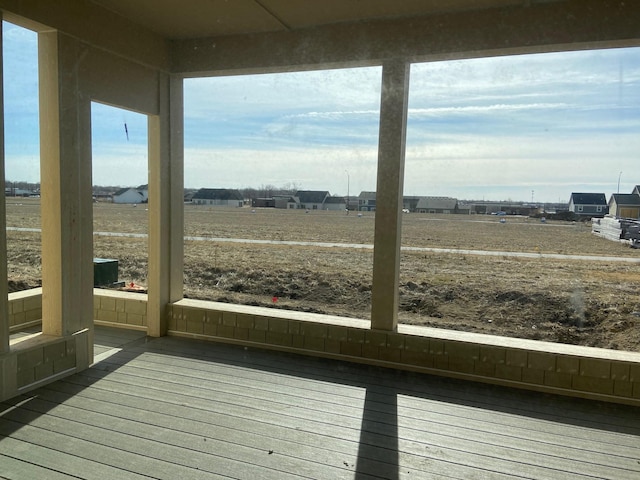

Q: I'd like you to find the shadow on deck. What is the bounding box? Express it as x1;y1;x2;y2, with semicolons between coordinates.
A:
2;326;639;479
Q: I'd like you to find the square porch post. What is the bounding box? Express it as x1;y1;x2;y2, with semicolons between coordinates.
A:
370;60;410;331
0;18;9;355
38;31;93;366
147;74;184;337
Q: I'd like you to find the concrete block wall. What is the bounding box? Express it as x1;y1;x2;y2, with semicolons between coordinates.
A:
170;298;640;407
2;329;91;402
8;288;43;331
7;288;147;332
6;289;639;405
397;325;640;402
93;288;148;330
15;335;77;388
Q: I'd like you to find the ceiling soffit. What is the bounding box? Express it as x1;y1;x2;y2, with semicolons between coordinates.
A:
90;0;559;39
170;0;640;76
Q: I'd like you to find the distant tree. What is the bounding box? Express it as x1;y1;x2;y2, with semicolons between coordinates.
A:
280;182;300;195
258;184;277;198
92;185;122;196
241;187;258;200
5;181;40;195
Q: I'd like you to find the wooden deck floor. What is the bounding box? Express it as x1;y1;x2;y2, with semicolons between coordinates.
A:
2;326;640;479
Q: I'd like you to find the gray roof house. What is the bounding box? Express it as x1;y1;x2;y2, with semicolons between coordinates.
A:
288;190;330;210
192;188;244;207
358;191;376;211
403;196;421;212
608;193;640;219
112;185;148;204
323;196;347;211
416;196;458;214
568;193;608;217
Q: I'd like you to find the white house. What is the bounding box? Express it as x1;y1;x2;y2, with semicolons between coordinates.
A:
287;190;330;210
112;185;148;204
323;196;347;211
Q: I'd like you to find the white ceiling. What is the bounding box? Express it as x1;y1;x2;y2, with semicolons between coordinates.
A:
90;0;561;39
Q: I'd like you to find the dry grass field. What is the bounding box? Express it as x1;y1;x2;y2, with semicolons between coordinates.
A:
6;198;640;351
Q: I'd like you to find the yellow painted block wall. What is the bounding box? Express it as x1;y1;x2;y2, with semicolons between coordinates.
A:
93;289;148;330
168;300;640;406
6;289;639;405
8;288;42;331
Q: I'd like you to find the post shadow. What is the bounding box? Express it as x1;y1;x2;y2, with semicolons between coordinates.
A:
354;386;400;480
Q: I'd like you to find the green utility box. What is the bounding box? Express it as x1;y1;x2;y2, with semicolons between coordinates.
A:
93;258;119;286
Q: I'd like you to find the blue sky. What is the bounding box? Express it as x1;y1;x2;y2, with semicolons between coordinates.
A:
3;21;640;203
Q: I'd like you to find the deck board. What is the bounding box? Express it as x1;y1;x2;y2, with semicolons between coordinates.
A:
87;354;638;474
2;327;640;479
0;453;88;480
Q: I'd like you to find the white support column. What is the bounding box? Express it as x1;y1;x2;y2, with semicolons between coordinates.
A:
147;73;184;337
370;60;410;331
0;18;9;354
38;31;94;362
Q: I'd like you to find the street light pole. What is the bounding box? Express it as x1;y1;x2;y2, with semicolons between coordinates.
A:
345;169;350;211
618;171;622;194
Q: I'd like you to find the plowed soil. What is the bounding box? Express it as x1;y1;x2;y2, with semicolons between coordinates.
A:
6;199;640;351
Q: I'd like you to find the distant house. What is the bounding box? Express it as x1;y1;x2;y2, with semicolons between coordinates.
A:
287;190;330;210
5;188;35;197
113;185;148;204
192;188;243;207
274;194;295;209
416;196;458;214
251;197;275;208
323;196;347;211
568;193;608;217
608;193;640;219
403;196;421;212
345;196;358;212
358;191;376;211
183;191;196;203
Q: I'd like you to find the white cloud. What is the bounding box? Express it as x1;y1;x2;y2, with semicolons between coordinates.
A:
184;67;382;120
409;103;569;117
4;19;640;203
404;129;640;201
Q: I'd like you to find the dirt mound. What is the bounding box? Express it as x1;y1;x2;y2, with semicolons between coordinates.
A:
8;279;40;293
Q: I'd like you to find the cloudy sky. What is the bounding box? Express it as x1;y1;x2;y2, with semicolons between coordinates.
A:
3;21;640;203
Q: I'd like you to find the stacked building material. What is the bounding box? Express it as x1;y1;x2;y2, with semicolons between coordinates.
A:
624;223;640;248
592;215;640;246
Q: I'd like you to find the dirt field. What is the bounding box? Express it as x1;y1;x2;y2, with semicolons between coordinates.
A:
6;198;640;351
